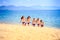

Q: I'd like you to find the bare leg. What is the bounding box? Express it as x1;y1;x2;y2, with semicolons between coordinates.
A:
28;23;30;26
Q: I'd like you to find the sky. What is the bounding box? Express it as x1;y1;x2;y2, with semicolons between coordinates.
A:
0;0;60;9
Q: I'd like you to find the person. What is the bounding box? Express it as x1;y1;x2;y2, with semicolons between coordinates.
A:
32;18;36;27
40;20;44;27
36;18;40;27
21;16;26;26
27;16;31;26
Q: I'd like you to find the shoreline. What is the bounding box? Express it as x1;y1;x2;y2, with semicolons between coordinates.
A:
0;23;60;29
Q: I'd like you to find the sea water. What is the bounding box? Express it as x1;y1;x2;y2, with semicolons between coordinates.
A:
0;10;60;28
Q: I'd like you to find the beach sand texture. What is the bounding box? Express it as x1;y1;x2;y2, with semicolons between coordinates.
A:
0;24;60;40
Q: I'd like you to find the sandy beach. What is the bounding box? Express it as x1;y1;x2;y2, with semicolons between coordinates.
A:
0;23;60;40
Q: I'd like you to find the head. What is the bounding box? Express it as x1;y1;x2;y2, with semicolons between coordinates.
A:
33;18;35;20
21;16;24;19
40;20;42;22
27;16;31;19
37;18;39;21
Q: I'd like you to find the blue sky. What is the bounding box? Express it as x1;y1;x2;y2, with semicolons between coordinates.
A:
0;0;60;9
0;0;60;6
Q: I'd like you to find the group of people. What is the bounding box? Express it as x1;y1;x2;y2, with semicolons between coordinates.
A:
21;16;44;27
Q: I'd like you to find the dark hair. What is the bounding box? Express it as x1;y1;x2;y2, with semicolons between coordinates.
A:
27;16;31;19
21;16;24;19
33;18;35;20
40;20;42;22
37;18;39;21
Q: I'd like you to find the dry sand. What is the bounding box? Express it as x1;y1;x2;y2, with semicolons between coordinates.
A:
0;23;60;40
